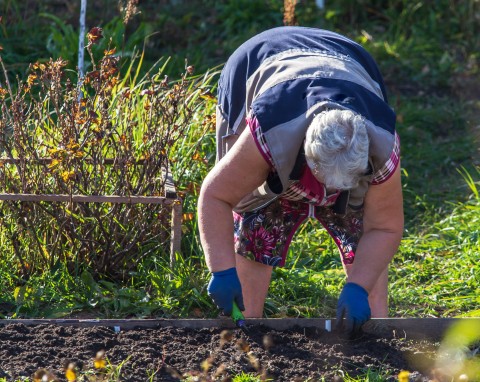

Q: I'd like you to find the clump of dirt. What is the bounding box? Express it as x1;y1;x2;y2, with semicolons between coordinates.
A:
0;323;443;381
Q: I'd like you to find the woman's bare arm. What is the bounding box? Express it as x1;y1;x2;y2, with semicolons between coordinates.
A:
198;128;271;272
346;163;404;292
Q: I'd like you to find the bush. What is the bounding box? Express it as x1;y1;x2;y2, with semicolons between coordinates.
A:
0;31;216;280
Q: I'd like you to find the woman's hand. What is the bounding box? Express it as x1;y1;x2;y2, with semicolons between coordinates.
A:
335;282;371;337
207;267;245;315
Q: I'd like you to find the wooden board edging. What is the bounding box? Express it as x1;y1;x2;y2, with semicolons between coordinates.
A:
0;193;178;204
0;317;479;341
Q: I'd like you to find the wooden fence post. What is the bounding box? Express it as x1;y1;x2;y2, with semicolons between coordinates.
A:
169;201;183;266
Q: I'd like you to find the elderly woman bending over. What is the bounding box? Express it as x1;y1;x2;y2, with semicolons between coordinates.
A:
198;26;404;336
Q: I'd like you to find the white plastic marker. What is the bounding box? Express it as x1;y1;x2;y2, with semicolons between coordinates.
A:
325;319;332;332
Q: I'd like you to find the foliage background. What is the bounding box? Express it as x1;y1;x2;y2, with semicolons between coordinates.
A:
0;0;479;319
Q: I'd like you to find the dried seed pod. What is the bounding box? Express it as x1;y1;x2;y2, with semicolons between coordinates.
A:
213;363;227;378
165;365;182;379
262;334;274;351
220;329;233;347
32;369;59;382
200;356;214;372
236;338;250;353
247;351;260;370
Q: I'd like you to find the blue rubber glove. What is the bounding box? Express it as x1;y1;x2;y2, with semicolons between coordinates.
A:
207;267;245;316
336;282;371;337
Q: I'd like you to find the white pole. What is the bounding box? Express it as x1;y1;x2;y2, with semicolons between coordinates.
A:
316;0;324;9
78;0;87;78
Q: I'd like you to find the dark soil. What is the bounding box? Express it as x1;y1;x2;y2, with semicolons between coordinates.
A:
0;322;445;382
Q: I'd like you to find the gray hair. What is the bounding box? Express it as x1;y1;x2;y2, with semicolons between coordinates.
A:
304;109;370;190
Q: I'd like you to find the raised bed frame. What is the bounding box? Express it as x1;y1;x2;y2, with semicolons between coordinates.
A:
0;317;478;341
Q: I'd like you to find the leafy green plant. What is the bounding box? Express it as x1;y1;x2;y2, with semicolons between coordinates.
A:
232;372;269;382
41;12;80;66
41;12;153;75
458;165;480;200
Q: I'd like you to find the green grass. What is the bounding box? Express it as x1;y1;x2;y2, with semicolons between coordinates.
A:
231;372;272;382
269;182;480;320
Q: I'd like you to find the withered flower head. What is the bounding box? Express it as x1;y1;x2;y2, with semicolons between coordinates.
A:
219;329;233;348
262;334;275;351
123;0;139;25
87;27;103;44
50;57;68;70
64;362;79;382
220;329;233;343
160;75;169;87
27;74;38;86
31;62;46;72
0;87;7;99
236;338;250;353
32;368;59;382
94;349;106;369
104;47;116;56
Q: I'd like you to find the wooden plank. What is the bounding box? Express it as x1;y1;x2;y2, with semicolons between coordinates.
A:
0;158;178;199
0;318;478;340
361;318;479;341
169;201;183;265
0;158;147;165
162;167;177;199
0;318;234;330
0;193;177;204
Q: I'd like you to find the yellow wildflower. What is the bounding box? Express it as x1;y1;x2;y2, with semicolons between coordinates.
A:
398;370;410;382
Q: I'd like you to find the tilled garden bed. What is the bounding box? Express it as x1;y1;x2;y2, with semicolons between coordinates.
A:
0;320;452;381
